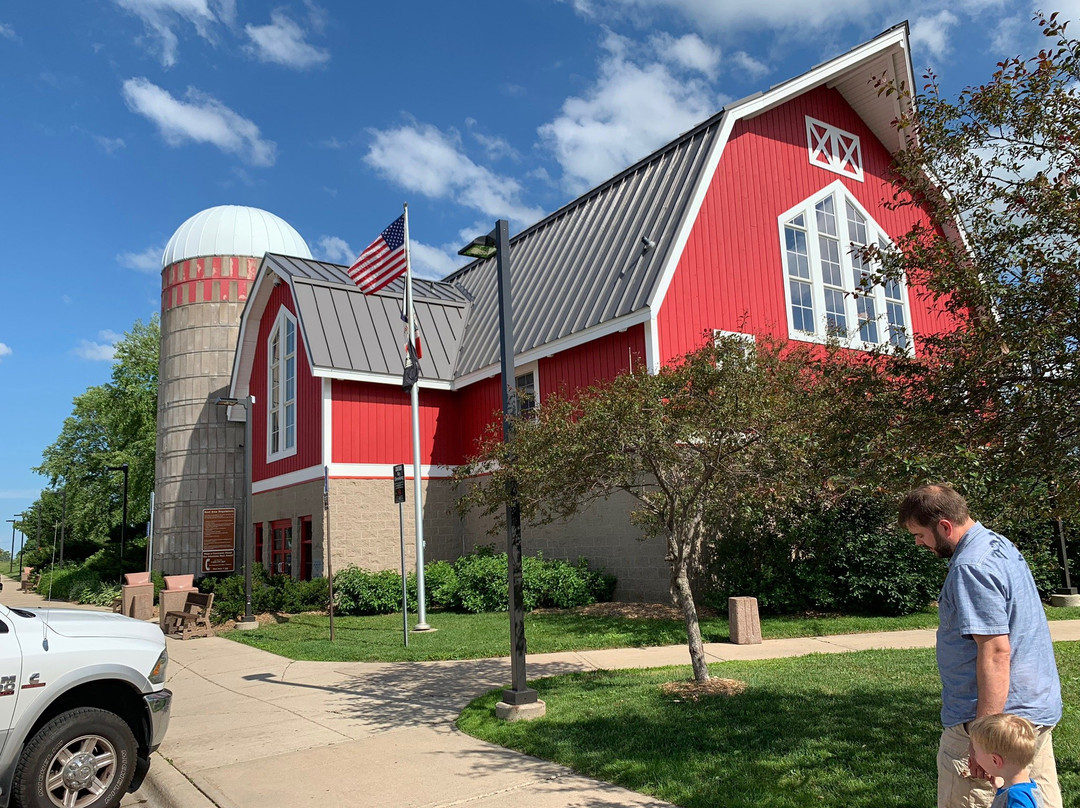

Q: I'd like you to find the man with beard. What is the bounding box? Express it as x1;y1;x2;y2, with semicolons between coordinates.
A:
900;484;1062;808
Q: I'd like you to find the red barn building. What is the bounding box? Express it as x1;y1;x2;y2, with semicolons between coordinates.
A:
218;25;948;601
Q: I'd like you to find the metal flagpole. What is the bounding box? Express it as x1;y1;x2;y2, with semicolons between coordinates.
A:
403;204;430;631
324;466;335;641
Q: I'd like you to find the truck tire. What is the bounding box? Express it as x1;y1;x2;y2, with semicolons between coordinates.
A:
12;707;137;808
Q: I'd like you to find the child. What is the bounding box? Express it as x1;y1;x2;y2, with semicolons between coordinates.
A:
968;713;1043;807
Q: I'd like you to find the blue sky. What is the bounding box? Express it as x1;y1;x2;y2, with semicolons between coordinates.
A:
0;0;1072;546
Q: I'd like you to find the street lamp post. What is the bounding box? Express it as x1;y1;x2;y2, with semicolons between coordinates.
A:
106;464;129;577
216;396;256;627
460;220;542;719
5;519;16;575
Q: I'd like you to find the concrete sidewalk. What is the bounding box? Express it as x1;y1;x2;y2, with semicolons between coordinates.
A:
3;576;1080;808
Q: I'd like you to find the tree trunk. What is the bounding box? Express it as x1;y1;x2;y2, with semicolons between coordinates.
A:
670;545;709;683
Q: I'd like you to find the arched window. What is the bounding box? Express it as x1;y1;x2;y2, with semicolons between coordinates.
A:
267;308;297;460
779;181;911;351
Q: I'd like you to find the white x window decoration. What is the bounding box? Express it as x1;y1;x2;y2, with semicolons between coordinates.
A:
805;117;863;182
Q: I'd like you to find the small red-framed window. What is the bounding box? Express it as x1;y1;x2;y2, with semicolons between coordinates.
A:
270;518;292;577
300;517;313;581
253;522;263;565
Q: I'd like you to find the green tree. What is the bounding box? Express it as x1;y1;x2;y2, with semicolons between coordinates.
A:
868;13;1080;521
456;335;871;682
32;316;159;555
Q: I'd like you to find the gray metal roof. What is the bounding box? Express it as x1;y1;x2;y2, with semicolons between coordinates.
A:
263;254;468;384
447;112;723;377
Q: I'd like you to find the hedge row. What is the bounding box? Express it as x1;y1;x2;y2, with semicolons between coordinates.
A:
334;549;615;616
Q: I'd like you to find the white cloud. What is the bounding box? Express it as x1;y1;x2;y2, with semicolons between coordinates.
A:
94;135;127;154
910;10;960;61
651;32;720;78
566;0;876;34
112;0;221;67
729;50;771;80
75;331;123;361
117;245;163;273
409;240;465;279
465;120;519;161
244;10;329;69
315;235;354;265
122;77;276;166
0;22;16;39
364;123;544;227
0;343;11;362
538;29;719;193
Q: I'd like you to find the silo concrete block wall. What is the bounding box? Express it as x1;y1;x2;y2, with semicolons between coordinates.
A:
154;256;258;575
154;206;313;578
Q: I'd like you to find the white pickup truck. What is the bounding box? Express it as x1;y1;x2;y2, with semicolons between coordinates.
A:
0;601;171;808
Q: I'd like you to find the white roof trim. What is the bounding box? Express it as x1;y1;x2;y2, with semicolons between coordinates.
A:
310;366;453;390
451;307;652;389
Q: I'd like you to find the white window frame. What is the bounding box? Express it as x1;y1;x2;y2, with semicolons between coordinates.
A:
778;180;913;353
806;117;863;182
267;308;298;462
514;361;539;416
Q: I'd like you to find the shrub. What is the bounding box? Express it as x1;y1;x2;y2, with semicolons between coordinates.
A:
78;583;122;607
199;566;329;622
36;564;101;602
280;577;330;613
705;497;944;616
424;560;459;610
453;551;509;613
334;566;416;616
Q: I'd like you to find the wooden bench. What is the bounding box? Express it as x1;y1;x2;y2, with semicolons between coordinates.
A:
164;592;215;640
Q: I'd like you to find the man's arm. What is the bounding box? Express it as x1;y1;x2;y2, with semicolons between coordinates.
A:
973;633;1011;716
966;633;1011;780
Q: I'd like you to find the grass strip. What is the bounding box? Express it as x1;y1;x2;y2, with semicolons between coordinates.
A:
220;605;1080;663
457;643;1080;808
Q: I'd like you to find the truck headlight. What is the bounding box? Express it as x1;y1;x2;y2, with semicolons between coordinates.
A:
148;649;168;684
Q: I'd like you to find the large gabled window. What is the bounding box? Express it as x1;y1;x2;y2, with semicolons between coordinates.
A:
267;309;297;461
779;181;912;351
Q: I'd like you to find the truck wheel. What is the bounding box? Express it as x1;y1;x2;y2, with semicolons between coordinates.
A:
13;707;137;808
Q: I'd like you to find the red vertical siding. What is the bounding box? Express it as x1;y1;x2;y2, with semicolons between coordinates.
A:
332;382;461;466
658;85;953;363
537;326;645;400
331;326;647;468
251;282;322;482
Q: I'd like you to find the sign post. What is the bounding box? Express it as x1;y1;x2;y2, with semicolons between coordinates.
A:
394;464;408;647
202;508;236;573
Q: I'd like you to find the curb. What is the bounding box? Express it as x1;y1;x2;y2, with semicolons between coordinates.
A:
135;753;217;808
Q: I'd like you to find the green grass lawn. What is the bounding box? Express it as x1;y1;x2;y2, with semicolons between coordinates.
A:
220;604;1080;663
458;643;1080;808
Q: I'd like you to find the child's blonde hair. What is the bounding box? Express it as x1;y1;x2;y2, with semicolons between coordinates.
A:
968;713;1038;769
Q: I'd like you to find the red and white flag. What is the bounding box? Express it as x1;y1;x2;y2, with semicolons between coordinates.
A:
348;214;407;294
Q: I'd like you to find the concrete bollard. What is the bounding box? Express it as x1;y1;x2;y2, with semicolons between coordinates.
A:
728;596;762;645
121;572;155;621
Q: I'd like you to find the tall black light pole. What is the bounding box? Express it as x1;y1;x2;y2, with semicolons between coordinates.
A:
5;519;15;575
216;396;256;627
106;465;129;576
460;220;542;718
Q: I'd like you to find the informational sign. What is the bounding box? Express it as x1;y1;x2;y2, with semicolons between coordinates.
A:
202;508;236;573
393;464;406;504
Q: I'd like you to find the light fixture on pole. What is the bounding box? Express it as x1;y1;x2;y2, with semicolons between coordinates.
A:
459;220;543;720
105;464;129;577
216;396;257;627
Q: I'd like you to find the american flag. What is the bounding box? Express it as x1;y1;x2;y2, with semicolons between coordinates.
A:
348;215;407;294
